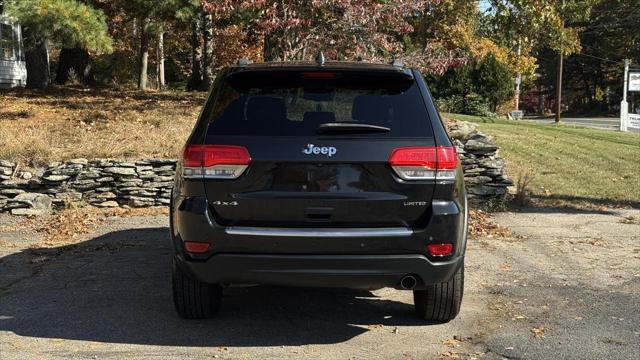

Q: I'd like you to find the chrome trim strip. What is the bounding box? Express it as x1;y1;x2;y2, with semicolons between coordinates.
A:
225;227;413;238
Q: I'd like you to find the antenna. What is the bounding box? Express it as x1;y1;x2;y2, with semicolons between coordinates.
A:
315;51;326;66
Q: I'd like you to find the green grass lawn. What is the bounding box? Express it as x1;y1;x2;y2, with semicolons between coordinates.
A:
445;113;640;208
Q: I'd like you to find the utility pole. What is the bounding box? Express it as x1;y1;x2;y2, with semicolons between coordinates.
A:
555;0;565;124
620;59;629;132
555;53;563;123
514;41;522;112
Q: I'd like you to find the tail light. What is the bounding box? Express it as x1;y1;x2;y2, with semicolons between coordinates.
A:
184;241;210;253
427;243;453;256
182;145;251;179
388;146;458;181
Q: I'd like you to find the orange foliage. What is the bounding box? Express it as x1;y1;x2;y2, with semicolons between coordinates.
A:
212;25;263;66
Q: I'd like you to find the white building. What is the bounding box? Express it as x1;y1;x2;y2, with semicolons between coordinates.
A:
0;16;26;88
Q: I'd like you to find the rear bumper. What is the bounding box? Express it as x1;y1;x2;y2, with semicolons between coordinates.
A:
171;196;467;256
177;253;464;290
170;195;467;290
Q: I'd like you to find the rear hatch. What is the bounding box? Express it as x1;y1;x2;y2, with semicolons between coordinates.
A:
198;68;437;228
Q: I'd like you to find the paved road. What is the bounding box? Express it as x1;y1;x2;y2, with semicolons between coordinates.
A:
1;208;639;359
524;116;624;131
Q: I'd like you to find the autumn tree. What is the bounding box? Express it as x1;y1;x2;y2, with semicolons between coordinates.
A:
202;1;436;63
409;0;480;74
186;1;261;90
488;1;597;94
490;0;596;56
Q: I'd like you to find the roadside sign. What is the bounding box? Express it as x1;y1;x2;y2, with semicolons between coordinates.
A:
510;110;524;119
629;72;640;92
629;114;640;129
621;60;635;132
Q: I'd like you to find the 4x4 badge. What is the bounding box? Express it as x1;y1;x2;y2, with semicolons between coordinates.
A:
212;201;239;206
303;144;337;157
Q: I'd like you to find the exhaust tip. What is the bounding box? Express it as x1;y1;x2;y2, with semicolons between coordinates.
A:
400;275;417;290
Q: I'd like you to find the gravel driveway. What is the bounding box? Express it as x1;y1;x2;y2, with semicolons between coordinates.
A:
0;207;638;359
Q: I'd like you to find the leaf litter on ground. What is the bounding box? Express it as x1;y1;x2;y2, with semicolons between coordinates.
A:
32;206;168;250
468;209;515;238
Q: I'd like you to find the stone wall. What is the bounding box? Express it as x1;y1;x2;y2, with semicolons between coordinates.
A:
447;120;513;204
0;159;176;215
0;121;511;215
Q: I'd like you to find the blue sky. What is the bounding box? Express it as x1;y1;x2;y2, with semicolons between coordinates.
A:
478;0;492;12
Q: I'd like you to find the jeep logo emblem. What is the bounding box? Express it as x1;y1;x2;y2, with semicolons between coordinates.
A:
303;144;337;157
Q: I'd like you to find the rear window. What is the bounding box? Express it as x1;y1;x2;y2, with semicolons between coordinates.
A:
206;70;433;137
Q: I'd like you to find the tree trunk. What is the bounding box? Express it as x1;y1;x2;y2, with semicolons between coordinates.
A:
201;12;214;89
186;19;203;91
157;30;165;90
132;18;139;58
138;17;149;91
55;45;90;85
263;34;279;62
25;35;50;90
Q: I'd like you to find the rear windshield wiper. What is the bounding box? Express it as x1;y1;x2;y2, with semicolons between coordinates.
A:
316;122;391;134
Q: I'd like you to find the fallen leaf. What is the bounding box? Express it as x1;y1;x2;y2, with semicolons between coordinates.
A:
442;338;460;347
439;351;460;358
468;209;513;238
531;327;546;338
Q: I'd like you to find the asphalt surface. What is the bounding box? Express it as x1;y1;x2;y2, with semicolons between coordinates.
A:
484;209;640;359
524;115;640;133
0;208;638;359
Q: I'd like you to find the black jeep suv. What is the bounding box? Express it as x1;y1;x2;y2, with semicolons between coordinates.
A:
170;59;467;322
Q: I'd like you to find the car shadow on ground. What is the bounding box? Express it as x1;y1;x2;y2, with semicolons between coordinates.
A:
0;227;430;347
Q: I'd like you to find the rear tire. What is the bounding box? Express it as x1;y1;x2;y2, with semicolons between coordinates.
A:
413;263;464;322
172;259;222;319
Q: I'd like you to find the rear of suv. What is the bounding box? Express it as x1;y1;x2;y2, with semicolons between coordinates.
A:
170;60;467;322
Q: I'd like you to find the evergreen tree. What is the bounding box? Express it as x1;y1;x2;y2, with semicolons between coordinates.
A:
5;0;112;89
474;53;515;111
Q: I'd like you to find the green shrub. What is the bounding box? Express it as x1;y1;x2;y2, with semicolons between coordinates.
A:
435;93;495;117
463;93;494;117
428;52;514;114
435;95;464;113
